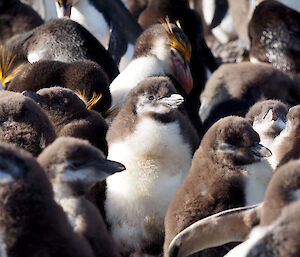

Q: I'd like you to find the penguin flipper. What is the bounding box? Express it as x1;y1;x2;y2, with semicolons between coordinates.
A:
209;0;229;30
168;204;262;257
108;23;128;66
92;0;142;44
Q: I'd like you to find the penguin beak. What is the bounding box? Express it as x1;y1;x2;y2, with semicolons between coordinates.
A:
172;57;193;95
250;143;272;158
62;3;72;17
56;1;72;17
91;159;125;177
158;94;184;109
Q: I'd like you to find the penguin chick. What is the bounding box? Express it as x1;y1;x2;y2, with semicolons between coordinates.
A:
0;0;43;44
108;22;193;120
4;18;119;83
225;159;300;257
7;60;111;115
246;100;288;150
164;116;273;256
270;105;300;169
0;91;56;156
199;62;300;132
102;77;199;255
38;137;125;257
0;142;95;257
169;160;300;257
249;0;300;73
22;87;109;155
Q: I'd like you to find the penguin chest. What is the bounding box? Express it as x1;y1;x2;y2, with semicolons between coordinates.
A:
71;2;110;48
106;118;193;252
242;159;273;206
58;198;86;234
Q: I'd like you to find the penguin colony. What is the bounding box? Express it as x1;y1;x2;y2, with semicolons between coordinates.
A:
0;0;299;256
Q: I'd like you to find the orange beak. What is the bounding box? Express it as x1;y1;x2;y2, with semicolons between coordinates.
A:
172;56;193;95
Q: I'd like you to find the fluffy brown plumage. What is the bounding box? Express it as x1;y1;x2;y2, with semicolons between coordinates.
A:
0;91;56;156
0;142;94;257
23;87;108;155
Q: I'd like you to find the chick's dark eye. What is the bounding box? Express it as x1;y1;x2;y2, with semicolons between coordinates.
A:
148;95;154;101
70;162;82;169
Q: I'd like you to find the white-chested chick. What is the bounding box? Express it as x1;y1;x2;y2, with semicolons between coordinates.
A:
93;77;199;256
164;116;273;257
246;100;288;152
270;105;300;169
38;137;125;257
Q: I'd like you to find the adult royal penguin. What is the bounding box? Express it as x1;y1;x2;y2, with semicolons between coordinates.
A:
137;0;219;133
7;60;111;115
4;18;119;83
88;77;199;256
23;87;109;155
55;0;142;70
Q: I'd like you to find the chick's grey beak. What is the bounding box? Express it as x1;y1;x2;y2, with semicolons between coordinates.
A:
91;159;125;176
158;94;184;109
251;144;272;158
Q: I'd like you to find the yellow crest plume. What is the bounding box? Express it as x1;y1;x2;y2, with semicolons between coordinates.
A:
76;89;102;110
160;17;191;62
0;46;23;89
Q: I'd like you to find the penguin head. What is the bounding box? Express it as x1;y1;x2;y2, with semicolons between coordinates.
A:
207;116;272;166
134;21;193;95
56;0;73;17
38;137;125;195
247;100;288;138
23;87;87;116
284;105;300;135
128;77;184;121
0;143;53;197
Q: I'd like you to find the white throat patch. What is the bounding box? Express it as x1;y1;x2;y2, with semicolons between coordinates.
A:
242;158;273;206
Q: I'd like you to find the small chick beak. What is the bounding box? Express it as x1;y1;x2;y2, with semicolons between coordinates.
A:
92;159;125;177
158;94;184;109
172;57;193;95
251;143;272;158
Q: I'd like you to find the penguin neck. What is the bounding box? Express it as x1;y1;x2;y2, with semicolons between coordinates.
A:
52;179;85;202
70;0;110;48
110;56;168;107
242;158;273;206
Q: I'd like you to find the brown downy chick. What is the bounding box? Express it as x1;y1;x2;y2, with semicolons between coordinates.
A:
0;91;56;156
38;137;125;257
0;142;95;257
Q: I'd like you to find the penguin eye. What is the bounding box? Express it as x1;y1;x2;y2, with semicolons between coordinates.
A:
148;95;155;101
69;162;82;170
